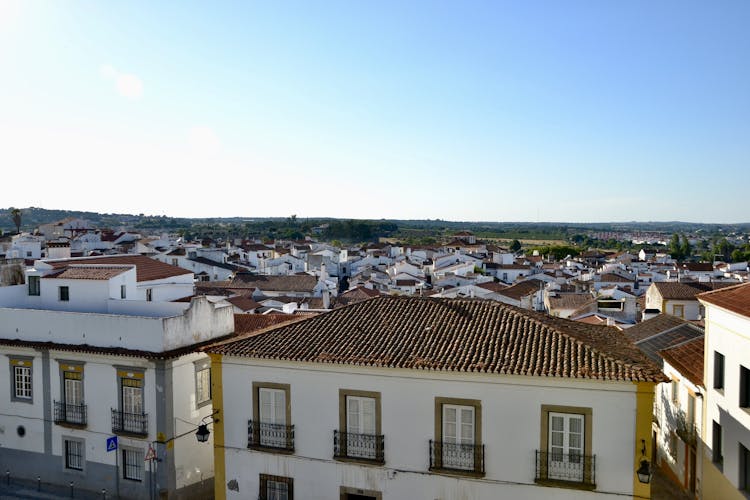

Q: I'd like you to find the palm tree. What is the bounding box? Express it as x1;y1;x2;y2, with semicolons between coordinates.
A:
9;207;21;234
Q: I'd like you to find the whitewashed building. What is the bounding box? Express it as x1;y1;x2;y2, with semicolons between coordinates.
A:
0;255;234;499
698;283;750;499
208;295;665;500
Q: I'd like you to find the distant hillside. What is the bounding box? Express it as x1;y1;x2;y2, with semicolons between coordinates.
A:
1;207;748;239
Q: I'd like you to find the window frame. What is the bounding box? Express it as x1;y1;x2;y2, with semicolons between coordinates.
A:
539;404;594;486
63;437;85;472
194;359;211;409
714;351;725;391
251;382;292;451
432;396;482;473
671;303;684;318
59;286;70;302
740;365;750;409
741;443;750;493
120;284;127;299
337;389;382;462
122;447;144;482
27;276;40;296
9;356;33;403
259;474;293;500
712;420;723;468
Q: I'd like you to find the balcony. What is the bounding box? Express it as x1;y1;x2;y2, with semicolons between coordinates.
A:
111;409;148;437
429;440;485;476
247;420;295;453
535;450;596;489
333;430;385;464
53;401;87;427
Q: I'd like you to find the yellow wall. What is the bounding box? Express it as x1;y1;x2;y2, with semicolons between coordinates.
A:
634;382;655;499
210;353;226;500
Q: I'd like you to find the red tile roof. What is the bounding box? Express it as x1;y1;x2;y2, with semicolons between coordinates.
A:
208;296;665;382
698;282;750;318
660;337;705;387
45;255;190;282
652;281;734;300
43;265;131;280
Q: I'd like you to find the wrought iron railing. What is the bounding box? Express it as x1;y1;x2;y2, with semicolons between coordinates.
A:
429;440;485;475
111;409;148;436
248;420;295;452
53;401;87;426
333;430;385;463
535;450;596;487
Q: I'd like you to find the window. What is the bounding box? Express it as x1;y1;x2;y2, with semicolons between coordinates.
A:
431;397;482;474
714;351;725;390
114;369;147;435
259;474;292;500
195;360;211;408
712;420;723;467
741;366;750;409
28;276;40;296
171;258;178;266
741;444;750;493
9;357;33;402
145;288;152;302
57;363;85;425
59;286;69;301
687;394;695;427
250;382;292;450
672;304;684;318
336;389;382;462
64;439;84;471
122;448;143;481
669;432;679;459
671;379;680;404
120;285;126;299
538;405;594;486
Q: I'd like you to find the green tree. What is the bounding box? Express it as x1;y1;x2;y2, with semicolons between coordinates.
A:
669;233;682;260
9;207;22;234
509;239;522;252
680;235;692;260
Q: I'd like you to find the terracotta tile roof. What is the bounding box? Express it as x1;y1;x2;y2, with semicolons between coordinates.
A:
698;282;750;318
233;313;309;335
677;262;713;272
599;273;633;283
207;296;665;382
43;265;131;280
230;273;319;293
45;255;190;282
495;280;539;300
652;281;734;300
226;295;261;312
660;337;705;387
549;294;596;311
335;286;381;308
476;282;509;293
625;314;687;342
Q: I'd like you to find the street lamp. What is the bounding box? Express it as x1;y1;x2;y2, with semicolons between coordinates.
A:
195;424;210;443
636;439;652;484
194;410;219;443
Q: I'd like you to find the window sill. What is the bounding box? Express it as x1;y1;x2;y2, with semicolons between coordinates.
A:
334;455;385;466
428;467;485;478
55;420;87;429
247;444;295;455
535;478;596;491
112;430;149;439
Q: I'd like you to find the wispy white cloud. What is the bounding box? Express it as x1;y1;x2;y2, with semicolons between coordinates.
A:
99;63;143;100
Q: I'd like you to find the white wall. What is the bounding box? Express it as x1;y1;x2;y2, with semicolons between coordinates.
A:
702;304;750;490
220;359;641;500
0;297;233;352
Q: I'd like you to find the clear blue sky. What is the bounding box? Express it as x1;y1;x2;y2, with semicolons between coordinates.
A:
1;1;748;222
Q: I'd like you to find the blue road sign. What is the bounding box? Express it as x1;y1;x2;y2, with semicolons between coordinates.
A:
106;436;118;452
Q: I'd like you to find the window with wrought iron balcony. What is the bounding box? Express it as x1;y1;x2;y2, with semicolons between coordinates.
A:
248;383;295;453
